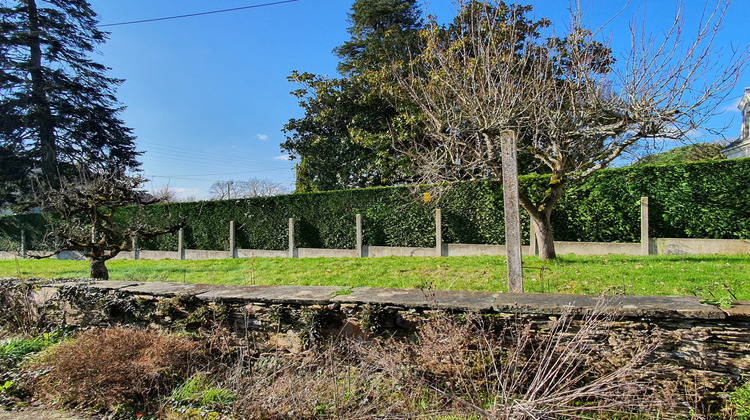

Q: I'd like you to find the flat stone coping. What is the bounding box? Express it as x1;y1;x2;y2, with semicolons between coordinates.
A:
38;280;742;320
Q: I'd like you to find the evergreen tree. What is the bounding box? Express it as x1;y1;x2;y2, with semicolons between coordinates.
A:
283;0;544;192
0;0;139;206
282;71;418;191
335;0;422;75
283;0;424;192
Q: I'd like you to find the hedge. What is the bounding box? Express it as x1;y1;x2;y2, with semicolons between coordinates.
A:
552;159;750;241
129;182;524;251
0;213;48;252
1;158;749;252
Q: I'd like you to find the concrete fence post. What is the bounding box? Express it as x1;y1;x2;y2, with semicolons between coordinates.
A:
500;133;524;293
178;228;185;260
229;220;236;258
641;196;650;256
356;214;363;258
288;218;295;258
20;230;27;259
132;236;140;260
435;208;442;257
529;221;537;256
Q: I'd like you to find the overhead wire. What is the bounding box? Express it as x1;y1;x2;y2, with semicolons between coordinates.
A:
143;152;253;169
96;1;302;195
99;0;301;27
151;176;228;183
154;170;288;178
718;94;743;105
143;149;290;171
138;141;290;169
144;158;290;178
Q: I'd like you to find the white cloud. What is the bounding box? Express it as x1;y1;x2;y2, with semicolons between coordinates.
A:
274;154;292;161
256;134;269;141
171;187;206;201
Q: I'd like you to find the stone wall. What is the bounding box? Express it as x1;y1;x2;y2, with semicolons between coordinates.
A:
5;278;748;411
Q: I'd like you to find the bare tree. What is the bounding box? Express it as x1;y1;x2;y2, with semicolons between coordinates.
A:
151;185;178;203
209;180;240;201
238;177;289;197
34;173;183;279
396;0;748;260
209;178;288;200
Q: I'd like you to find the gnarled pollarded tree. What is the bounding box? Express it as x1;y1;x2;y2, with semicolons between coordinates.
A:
34;172;184;279
396;0;748;260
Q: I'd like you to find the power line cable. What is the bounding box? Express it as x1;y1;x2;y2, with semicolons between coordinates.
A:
139;140;290;162
144;150;290;170
154;170;287;177
151;176;222;183
143;158;290;176
141;145;289;165
100;0;301;27
139;141;291;169
144;152;250;168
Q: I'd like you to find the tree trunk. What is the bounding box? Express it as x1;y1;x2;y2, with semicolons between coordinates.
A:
24;0;57;178
530;212;556;260
89;260;109;280
519;175;564;261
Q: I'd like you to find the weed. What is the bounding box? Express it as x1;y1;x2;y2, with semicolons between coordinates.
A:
0;279;66;336
0;332;62;407
361;301;669;419
725;380;750;420
299;305;344;345
359;304;399;334
331;287;352;296
224;302;674;418
2;306;693;419
0;333;59;362
167;373;236;411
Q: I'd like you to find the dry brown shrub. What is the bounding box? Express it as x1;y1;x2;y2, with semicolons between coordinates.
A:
338;307;669;419
231;338;466;419
228;305;672;419
33;327;205;412
411;309;671;419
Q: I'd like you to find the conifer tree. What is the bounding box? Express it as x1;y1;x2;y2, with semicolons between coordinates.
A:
0;0;139;206
335;0;422;75
283;0;423;191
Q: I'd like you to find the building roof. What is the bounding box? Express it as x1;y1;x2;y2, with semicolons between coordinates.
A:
724;137;747;151
721;88;750;157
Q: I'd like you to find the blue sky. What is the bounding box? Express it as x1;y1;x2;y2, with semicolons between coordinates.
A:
87;0;749;200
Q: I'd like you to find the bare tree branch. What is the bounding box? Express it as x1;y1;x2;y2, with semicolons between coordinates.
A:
209;178;288;200
394;0;748;259
34;171;184;279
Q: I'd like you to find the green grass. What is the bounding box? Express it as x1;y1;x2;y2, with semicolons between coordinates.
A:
169;373;236;410
0;254;748;300
0;333;62;400
0;333;59;362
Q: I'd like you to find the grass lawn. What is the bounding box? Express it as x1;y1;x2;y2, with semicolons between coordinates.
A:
0;254;747;301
